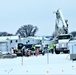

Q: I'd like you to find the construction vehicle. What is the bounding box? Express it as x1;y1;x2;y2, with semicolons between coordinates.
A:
53;9;72;54
34;44;45;55
54;9;68;36
16;43;33;56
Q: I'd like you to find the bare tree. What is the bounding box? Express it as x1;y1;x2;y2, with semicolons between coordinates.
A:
16;25;38;37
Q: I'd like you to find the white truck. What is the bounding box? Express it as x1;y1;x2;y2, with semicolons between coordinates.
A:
52;9;72;54
55;34;72;54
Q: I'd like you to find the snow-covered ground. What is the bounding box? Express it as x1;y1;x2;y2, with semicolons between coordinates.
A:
0;53;76;75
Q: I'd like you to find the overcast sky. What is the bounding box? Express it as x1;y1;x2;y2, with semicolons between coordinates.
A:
0;0;76;36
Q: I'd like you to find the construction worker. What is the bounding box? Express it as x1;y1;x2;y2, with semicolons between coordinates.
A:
32;45;36;51
31;45;36;55
49;43;55;54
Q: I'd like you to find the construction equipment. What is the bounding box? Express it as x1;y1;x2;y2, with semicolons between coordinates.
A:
53;9;72;54
54;9;68;37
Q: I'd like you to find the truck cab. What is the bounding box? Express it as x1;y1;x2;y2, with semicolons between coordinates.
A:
55;34;72;54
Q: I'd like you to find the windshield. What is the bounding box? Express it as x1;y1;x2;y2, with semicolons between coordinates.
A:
58;35;70;40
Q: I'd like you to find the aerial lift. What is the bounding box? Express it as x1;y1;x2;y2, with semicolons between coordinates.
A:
54;9;68;37
53;9;72;54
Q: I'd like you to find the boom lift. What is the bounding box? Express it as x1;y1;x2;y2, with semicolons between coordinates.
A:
53;9;72;54
54;9;68;37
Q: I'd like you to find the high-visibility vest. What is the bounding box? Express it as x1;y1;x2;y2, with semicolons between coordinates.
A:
18;49;21;53
32;46;36;50
50;44;54;49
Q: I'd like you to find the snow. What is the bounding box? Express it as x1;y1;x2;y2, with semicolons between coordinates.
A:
0;36;19;40
0;54;76;74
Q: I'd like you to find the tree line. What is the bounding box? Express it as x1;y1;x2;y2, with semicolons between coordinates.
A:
0;24;76;38
0;24;38;37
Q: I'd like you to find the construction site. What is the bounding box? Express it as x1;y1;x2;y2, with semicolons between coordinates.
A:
0;9;76;74
0;9;76;60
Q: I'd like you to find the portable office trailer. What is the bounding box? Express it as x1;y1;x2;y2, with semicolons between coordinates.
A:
0;36;19;54
68;39;76;60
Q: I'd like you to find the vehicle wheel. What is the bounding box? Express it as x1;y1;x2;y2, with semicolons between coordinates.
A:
55;50;60;54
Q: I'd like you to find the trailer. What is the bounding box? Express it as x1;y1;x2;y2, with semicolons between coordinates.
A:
0;36;19;54
68;38;76;60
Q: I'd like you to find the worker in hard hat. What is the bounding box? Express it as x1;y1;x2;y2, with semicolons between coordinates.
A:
31;45;36;55
49;43;55;54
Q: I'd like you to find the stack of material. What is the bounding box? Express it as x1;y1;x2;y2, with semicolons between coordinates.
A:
3;53;17;58
0;53;17;58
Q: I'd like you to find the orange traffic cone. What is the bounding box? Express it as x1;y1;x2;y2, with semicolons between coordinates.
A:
36;49;39;56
